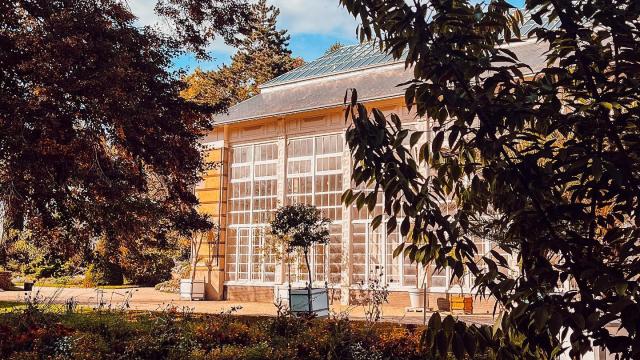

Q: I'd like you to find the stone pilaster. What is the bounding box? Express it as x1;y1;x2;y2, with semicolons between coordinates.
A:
275;118;287;285
340;133;352;305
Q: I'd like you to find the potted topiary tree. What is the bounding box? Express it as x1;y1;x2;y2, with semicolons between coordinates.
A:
270;204;330;316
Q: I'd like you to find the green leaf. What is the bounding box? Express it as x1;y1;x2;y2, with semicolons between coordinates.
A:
533;307;549;332
392;243;405;258
410;130;423;148
452;333;465;360
371;214;383;230
463;331;477;357
436;331;448;356
400;216;410;236
429;312;442;331
492;312;503;336
432;131;445;153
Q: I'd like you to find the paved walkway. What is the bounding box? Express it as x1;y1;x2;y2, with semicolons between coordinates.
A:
0;286;497;326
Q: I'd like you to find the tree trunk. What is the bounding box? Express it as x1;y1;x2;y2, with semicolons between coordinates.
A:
304;248;312;289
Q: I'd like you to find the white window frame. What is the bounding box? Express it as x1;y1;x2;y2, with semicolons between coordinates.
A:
226;142;278;285
286;133;344;286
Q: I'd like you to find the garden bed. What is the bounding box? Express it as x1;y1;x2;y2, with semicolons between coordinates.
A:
0;303;428;359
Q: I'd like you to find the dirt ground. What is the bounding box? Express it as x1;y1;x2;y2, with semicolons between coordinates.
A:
0;286;497;326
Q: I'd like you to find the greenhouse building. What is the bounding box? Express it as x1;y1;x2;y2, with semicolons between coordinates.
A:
193;36;548;313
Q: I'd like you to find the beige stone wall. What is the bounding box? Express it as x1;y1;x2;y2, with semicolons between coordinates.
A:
194;129;229;300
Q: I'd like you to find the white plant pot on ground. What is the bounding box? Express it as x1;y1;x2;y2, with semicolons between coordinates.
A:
180;279;205;300
408;287;425;308
288;287;329;317
273;284;290;305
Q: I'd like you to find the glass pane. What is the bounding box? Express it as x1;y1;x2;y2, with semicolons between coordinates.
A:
351;223;366;284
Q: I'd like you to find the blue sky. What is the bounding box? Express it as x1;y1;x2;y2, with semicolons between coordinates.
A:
130;0;526;73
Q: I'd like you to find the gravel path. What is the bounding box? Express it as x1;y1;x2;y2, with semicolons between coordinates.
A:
0;286;497;326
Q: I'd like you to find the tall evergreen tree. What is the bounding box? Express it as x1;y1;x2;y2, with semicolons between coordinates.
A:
183;0;303;107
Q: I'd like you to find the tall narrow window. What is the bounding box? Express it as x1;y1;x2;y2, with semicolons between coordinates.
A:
226;143;278;283
286;134;343;285
350;123;420;288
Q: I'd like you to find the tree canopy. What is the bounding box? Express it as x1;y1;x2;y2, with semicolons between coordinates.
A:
0;0;251;262
270;204;330;284
325;42;345;55
341;0;640;358
182;0;304;108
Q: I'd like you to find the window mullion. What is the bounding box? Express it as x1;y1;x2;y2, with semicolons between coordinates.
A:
365;225;370;285
249;145;255;282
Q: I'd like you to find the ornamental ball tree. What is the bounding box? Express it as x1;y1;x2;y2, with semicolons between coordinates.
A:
269;204;331;286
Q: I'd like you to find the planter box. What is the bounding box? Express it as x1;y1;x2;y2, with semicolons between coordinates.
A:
180;279;205;300
289;287;329;317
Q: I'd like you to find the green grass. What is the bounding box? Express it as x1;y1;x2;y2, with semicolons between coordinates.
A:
0;301;23;309
0;300;92;313
12;281;138;289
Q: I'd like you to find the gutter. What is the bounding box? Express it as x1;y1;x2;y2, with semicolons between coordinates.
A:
213;91;406;126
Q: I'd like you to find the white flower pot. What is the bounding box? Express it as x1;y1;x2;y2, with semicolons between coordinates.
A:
180;279;205;300
273;284;290;305
288;287;329;317
408;287;425;308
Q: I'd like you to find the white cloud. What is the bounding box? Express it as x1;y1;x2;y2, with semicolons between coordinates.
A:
268;0;358;38
125;0;359;59
124;0;160;28
125;0;237;56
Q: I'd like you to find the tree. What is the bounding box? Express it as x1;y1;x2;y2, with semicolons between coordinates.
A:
182;0;304;107
269;204;330;286
0;0;251;265
325;42;344;55
340;0;640;358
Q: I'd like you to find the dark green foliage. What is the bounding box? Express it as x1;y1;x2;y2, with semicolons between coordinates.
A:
270;204;331;252
0;0;251;266
340;0;640;358
182;0;304;108
84;262;124;287
122;251;175;286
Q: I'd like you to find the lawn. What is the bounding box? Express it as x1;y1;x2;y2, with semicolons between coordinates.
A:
0;301;22;310
12;281;139;290
0;304;430;360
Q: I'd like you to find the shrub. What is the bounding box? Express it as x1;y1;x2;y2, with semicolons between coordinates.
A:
83;260;124;287
122;251;174;286
0;308;434;360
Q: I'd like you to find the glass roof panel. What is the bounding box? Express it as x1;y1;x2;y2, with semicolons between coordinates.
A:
261;8;551;88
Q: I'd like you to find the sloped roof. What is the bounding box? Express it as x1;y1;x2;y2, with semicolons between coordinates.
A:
258;8;559;89
215;38;549;125
216;63;414;124
261;42;405;88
